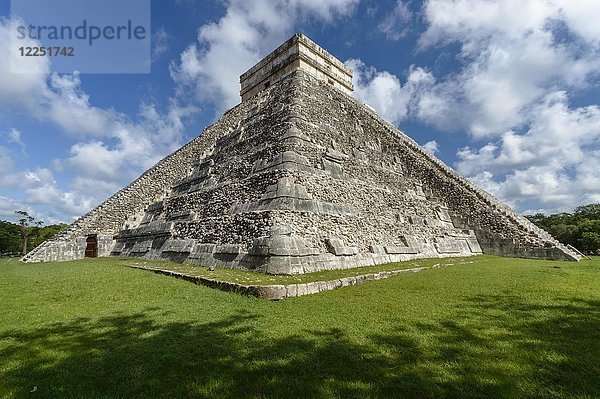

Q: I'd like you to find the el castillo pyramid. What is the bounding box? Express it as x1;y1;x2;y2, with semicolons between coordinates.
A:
23;34;581;272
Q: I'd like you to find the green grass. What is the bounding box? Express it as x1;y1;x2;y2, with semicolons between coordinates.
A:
124;256;476;285
1;255;599;398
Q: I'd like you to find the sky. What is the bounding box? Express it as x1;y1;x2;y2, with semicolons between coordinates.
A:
1;0;599;224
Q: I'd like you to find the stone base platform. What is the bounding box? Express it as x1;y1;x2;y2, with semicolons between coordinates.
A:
127;259;470;300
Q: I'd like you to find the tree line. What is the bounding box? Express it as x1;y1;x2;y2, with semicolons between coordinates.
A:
526;203;600;252
0;211;67;256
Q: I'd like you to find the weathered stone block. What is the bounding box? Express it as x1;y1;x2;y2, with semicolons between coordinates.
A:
323;159;343;177
384;246;419;254
434;238;464;254
465;237;483;253
250;285;287;300
281;126;312;144
168;210;195;221
195;243;217;253
214;244;243;255
325;238;358;256
435;206;453;223
369;245;385;254
249;235;319;257
305;282;320;295
119;222;174;238
161;239;196;253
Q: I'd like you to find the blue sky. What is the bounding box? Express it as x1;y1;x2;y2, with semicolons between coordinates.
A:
1;0;599;224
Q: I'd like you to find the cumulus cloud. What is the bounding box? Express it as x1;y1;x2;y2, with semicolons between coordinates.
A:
0;17;51;111
346;59;407;122
0;128;26;170
416;0;600;137
152;27;171;61
0;165;92;222
20;168;93;219
456;92;600;212
422;140;439;154
0;17;198;222
378;1;414;40
346;59;435;124
0;196;36;222
0;146;13;177
170;0;359;111
4;128;25;149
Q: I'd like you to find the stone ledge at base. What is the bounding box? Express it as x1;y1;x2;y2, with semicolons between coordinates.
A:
128;261;463;300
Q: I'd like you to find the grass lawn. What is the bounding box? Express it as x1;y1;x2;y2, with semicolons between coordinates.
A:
1;255;599;398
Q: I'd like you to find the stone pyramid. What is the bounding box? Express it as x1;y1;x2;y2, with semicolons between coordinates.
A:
23;34;581;272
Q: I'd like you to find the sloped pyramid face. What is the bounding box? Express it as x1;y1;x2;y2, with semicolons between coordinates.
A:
23;67;580;271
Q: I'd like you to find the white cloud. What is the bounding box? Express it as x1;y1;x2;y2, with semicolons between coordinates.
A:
4;128;25;149
0;196;35;222
289;0;359;20
558;0;600;46
63;141;128;181
0;146;13;176
152;27;171;61
43;72;116;137
1;18;194;144
422;140;439;154
415;0;600;137
379;1;414;40
456;92;600;212
346;58;435;124
0;167;93;222
0;17;51;111
0;17;199;222
381;0;600;212
347;59;407;122
170;0;359;111
26;169;93;220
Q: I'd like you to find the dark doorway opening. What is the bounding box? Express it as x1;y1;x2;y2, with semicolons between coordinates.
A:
85;235;98;258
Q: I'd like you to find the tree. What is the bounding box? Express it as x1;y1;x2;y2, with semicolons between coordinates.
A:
0;221;22;254
579;219;600;234
526;203;600;252
575;204;600;219
15;211;42;256
525;213;547;226
29;223;68;249
547;224;580;246
0;219;66;256
580;232;600;251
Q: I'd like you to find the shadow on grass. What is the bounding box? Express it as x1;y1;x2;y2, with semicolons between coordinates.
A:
1;297;599;398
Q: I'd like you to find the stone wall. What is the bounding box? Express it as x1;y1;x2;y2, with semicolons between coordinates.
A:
240;34;353;101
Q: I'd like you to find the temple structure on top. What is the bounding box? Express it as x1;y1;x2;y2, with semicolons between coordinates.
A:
240;34;353;102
